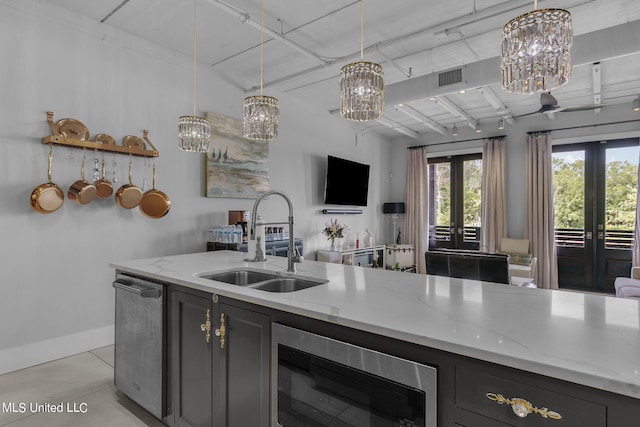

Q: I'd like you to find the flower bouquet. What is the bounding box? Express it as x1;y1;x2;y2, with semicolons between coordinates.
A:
323;218;347;250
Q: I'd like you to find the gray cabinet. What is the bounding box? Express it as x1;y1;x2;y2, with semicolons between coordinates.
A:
167;287;270;427
213;301;271;427
168;288;213;427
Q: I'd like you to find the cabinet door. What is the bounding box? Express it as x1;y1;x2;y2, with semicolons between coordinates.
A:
213;303;271;427
169;289;213;427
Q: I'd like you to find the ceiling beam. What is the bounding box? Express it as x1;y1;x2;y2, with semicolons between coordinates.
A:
374;117;420;139
204;0;328;67
433;96;477;130
394;105;447;135
477;86;516;125
592;62;602;115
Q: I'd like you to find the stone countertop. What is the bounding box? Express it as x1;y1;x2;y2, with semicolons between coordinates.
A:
110;250;640;400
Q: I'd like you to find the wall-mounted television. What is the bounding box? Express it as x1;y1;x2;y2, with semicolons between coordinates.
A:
324;155;370;206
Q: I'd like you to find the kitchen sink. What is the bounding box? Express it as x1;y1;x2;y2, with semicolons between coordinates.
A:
200;270;279;286
249;277;327;293
198;269;327;292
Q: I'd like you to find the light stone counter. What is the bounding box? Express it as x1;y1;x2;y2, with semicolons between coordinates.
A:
110;250;640;400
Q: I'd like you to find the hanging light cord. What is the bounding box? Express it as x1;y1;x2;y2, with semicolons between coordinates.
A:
260;0;264;95
359;0;364;61
192;0;198;116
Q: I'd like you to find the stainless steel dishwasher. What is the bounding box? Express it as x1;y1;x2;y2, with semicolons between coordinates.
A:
113;273;165;419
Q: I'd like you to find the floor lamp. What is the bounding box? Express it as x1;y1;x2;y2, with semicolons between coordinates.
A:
383;202;405;244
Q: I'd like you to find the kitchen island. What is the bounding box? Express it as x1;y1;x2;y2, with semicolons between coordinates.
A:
111;250;640;426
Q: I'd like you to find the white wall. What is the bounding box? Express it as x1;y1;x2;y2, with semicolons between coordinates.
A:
388;104;640;239
0;1;391;374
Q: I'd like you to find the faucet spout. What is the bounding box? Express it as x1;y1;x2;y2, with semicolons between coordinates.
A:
248;190;299;272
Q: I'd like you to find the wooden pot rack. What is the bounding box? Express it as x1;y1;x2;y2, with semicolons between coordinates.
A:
41;111;159;158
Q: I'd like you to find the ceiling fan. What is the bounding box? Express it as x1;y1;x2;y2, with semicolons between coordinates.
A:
516;92;605;118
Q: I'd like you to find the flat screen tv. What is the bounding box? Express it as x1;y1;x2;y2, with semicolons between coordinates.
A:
324;155;370;206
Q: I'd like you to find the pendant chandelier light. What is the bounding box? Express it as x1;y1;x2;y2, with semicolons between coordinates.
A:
339;0;384;121
243;0;279;142
501;0;573;95
178;0;211;153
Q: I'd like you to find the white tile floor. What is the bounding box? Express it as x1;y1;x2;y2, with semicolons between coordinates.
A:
0;346;164;427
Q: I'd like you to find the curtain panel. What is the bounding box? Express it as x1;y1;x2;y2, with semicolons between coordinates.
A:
526;133;559;289
480;137;507;252
404;147;429;273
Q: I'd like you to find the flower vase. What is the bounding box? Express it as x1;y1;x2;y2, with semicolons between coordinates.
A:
330;238;336;251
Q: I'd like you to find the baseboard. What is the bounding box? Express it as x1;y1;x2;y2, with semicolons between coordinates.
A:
0;325;114;375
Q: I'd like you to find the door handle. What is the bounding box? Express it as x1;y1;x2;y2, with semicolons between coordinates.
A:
586;232;593;240
200;309;211;344
215;313;226;349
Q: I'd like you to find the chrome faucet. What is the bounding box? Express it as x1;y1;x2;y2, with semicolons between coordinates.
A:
248;190;302;272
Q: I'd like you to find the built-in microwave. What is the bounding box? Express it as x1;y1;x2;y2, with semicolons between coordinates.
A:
272;323;437;427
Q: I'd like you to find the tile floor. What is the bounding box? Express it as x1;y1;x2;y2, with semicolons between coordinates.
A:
0;346;164;427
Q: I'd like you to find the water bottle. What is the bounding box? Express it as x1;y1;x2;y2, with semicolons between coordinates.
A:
233;225;242;244
224;226;232;244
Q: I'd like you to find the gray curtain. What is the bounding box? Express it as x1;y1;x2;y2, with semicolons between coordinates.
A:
526;133;559;289
404;147;429;273
480;137;507;252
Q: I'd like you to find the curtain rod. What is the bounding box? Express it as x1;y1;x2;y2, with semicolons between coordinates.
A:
407;134;507;150
527;119;640;135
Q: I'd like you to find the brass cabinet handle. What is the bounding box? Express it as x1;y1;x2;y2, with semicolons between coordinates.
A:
214;313;226;349
486;393;562;420
200;309;211;344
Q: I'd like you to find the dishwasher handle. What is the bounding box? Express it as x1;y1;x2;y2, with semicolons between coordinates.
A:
113;280;163;298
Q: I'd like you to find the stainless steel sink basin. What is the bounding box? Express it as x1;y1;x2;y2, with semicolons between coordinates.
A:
199;269;327;292
200;270;278;286
249;277;328;293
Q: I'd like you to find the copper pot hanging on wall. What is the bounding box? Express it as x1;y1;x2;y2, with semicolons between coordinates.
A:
114;159;142;209
139;164;170;219
68;154;97;205
30;144;64;214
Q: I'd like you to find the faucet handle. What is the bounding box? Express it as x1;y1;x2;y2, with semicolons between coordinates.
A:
291;247;303;263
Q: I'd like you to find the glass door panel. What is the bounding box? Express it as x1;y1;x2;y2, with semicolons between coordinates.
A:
428;162;451;245
553;139;638;292
463;158;482;244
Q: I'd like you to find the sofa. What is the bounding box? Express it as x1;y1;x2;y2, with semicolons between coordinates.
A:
425;249;511;285
614;267;640;299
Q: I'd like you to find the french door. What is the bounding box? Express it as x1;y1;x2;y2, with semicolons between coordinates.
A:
553;139;638;293
428;154;482;250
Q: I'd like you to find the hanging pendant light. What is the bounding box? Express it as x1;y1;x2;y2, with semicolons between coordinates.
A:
501;1;573;95
178;0;211;153
339;0;384;121
243;0;279;142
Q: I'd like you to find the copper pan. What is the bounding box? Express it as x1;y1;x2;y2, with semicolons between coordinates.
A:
139;164;170;219
30;145;64;214
94;159;113;199
68;155;97;205
115;159;142;209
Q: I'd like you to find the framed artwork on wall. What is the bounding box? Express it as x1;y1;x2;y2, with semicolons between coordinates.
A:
204;112;270;198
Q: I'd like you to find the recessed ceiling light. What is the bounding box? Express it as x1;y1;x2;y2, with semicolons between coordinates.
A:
458;89;466;94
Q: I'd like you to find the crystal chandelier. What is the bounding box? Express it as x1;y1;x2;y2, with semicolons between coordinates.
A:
501;1;573;95
178;0;211;153
339;0;384;121
243;0;279;141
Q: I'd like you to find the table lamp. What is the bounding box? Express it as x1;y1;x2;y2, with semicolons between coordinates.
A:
383;202;405;244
